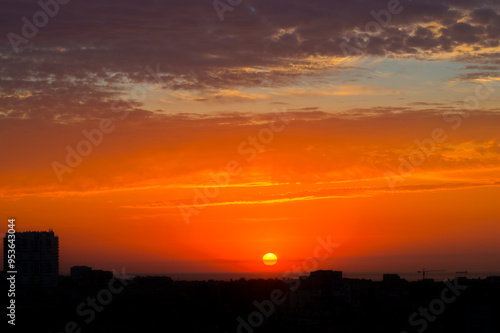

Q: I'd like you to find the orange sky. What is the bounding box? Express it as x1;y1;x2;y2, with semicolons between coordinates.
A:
2;108;500;275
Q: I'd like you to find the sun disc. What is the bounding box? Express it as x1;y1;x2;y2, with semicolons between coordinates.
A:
263;253;278;266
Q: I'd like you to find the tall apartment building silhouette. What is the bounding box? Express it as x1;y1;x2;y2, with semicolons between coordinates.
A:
3;230;59;287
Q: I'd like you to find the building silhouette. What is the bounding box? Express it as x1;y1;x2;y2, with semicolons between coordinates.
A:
71;265;113;288
382;273;402;284
3;230;59;287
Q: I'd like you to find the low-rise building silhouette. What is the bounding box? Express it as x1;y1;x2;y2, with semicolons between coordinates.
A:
70;265;113;288
383;273;402;284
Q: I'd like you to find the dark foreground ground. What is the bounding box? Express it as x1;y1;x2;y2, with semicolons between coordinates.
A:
3;270;500;333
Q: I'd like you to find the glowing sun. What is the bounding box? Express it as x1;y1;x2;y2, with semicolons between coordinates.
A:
263;253;278;266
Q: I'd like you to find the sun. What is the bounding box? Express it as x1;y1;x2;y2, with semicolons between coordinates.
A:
263;253;278;266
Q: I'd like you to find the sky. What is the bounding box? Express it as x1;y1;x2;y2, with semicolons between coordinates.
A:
1;0;500;277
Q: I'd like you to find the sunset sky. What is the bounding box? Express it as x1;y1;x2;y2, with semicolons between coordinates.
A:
1;0;500;277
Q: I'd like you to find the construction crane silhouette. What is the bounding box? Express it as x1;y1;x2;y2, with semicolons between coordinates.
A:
417;268;446;279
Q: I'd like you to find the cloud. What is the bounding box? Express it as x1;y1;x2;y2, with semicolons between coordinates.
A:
1;0;500;121
123;181;500;209
470;7;500;24
462;65;500;70
408;102;445;106
2;108;500;198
